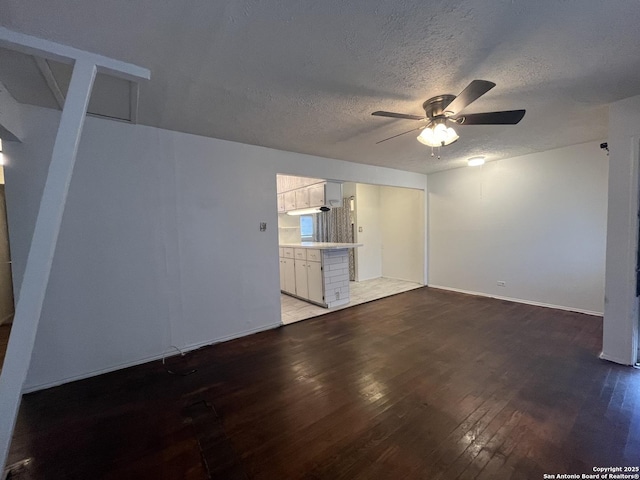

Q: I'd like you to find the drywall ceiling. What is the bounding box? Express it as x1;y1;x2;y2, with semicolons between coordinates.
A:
0;0;637;174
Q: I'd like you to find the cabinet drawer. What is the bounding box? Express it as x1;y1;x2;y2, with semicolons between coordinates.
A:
279;247;284;257
283;247;294;258
306;249;321;262
294;248;307;260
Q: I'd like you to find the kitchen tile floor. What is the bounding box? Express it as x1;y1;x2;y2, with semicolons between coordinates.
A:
281;277;423;325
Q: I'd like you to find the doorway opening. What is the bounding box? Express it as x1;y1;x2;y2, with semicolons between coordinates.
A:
276;174;425;325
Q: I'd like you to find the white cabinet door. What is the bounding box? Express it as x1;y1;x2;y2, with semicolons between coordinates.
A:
294;260;309;298
277;194;285;213
308;183;325;207
307;261;323;304
279;258;286;291
295;188;310;209
284;191;296;211
283;258;296;294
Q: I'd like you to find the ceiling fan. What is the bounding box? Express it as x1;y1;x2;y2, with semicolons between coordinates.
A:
372;80;525;146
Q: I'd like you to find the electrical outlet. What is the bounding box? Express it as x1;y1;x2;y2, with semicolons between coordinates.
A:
497;281;506;287
335;290;340;300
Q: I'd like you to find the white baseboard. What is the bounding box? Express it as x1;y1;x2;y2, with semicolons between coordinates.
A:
599;351;635;366
22;322;281;394
379;275;424;285
428;284;603;317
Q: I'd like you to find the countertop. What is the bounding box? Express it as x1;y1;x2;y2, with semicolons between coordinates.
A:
280;242;363;250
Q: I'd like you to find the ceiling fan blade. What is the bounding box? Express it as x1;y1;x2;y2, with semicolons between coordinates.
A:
454;109;526;125
376;125;426;144
443;80;496;116
372;111;425;121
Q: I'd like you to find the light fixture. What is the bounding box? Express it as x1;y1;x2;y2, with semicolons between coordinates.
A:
286;206;330;216
417;121;459;147
467;156;485;167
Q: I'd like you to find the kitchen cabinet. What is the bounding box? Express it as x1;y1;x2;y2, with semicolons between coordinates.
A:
289;248;324;305
294;248;310;299
279;243;361;308
307;260;323;303
279;248;285;290
280;248;296;294
308;183;325;207
279;257;285;290
282;258;296;294
277;181;342;213
294;259;309;299
284;191;296;211
295;188;310;209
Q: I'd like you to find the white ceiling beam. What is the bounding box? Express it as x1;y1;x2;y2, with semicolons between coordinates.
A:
0;29;150;474
0;58;96;476
0;27;150;83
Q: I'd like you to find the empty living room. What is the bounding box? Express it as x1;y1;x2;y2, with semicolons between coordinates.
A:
0;1;639;479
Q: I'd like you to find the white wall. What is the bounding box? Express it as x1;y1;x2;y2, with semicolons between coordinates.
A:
602;95;640;365
3;105;427;391
354;183;382;281
380;186;425;283
428;141;608;315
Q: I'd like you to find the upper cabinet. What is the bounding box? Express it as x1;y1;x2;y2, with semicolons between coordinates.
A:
277;193;285;213
308;183;325;207
295;188;310;209
276;175;343;213
284;191;297;211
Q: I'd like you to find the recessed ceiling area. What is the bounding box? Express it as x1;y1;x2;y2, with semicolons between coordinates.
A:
0;47;135;122
1;1;639;173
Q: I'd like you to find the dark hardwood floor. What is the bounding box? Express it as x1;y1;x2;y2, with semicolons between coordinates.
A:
6;287;640;479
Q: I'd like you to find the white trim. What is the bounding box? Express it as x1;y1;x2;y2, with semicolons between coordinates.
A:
428;284;603;317
381;274;425;285
23;322;281;394
631;137;640;366
0;27;150;82
624;136;640;365
599;351;634;366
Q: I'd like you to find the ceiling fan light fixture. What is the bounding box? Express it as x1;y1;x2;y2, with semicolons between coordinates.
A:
467;156;485;167
417;123;459;147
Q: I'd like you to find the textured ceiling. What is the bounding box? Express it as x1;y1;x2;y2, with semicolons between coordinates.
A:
0;1;638;174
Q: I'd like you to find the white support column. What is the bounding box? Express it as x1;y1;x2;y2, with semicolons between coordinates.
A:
0;59;97;470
